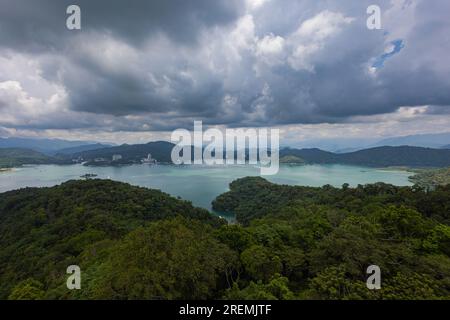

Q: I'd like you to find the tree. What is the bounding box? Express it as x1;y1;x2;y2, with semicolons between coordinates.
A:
80;218;238;299
224;275;295;300
241;245;282;283
8;279;45;300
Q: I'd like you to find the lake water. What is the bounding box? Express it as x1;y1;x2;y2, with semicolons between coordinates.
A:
0;164;413;216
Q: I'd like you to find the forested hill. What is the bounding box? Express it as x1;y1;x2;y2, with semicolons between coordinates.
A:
73;144;450;167
54;143;112;155
0;179;223;299
0;148;66;168
3;144;450;168
280;146;450;167
67;141;175;163
1;178;450;299
212;176;450;225
210;177;450;299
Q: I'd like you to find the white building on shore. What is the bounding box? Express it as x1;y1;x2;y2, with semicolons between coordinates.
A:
112;154;122;161
141;153;156;164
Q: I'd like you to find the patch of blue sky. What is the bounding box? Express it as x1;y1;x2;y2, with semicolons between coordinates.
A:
372;39;405;69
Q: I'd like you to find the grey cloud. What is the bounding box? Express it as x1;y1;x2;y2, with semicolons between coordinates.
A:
0;0;243;51
0;0;449;133
425;105;450;115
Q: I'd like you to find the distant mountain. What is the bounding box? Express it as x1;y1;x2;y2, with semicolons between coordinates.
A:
0;137;102;154
55;143;112;155
0;148;54;168
371;132;450;149
70;141;176;163
280;148;337;163
287;132;450;152
286;138;378;153
281;146;450;167
337;146;450;167
4;142;450;169
441;145;450;149
72;143;450;168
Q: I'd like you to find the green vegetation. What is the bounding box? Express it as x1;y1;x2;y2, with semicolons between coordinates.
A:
212;177;450;299
409;167;450;189
67;141;175;164
0;148;70;168
3;144;450;169
0;179;223;299
1;178;449;300
280;146;450;167
0;148;53;168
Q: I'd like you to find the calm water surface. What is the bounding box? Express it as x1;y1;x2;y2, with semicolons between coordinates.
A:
0;164;413;214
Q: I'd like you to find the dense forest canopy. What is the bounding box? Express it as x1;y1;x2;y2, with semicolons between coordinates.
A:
0;178;449;300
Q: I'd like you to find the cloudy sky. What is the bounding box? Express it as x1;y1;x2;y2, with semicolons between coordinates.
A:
0;0;449;144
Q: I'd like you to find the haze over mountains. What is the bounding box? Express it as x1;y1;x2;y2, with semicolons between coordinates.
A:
279;146;450;168
1;131;450;169
1;132;449;155
0;138;113;155
288;132;450;152
3;143;449;169
373;132;450;149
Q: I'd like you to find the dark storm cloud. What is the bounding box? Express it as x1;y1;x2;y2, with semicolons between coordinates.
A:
0;0;243;50
0;0;449;132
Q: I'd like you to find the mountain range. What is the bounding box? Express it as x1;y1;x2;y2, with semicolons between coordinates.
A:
288;132;450;152
0;148;65;168
280;146;450;167
54;143;112;155
68;141;175;163
64;142;450;168
2;140;450;169
0;137;113;155
1;132;449;155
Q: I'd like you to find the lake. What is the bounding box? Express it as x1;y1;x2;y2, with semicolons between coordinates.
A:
0;164;413;217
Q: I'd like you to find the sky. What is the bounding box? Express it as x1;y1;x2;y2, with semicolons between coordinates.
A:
0;0;449;144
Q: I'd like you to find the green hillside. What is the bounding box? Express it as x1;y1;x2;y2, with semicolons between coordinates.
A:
0;179;223;299
409;167;450;188
280;146;450;167
6;143;449;169
69;141;175;164
0;148;53;168
1;178;449;300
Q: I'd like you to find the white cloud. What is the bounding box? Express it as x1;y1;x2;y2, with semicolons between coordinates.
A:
287;10;355;71
256;34;285;55
230;14;257;53
246;0;270;11
0;80;66;126
293;10;354;41
383;0;418;42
